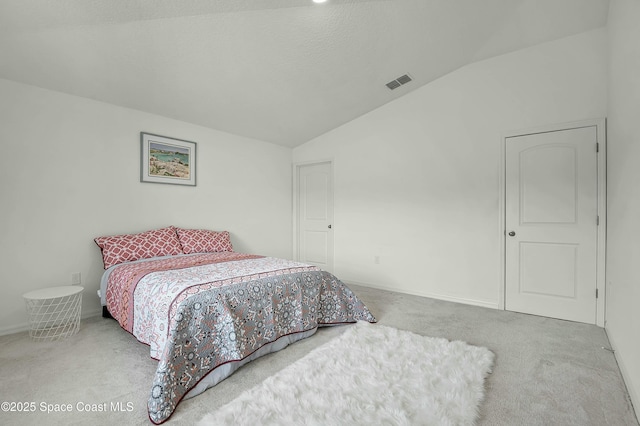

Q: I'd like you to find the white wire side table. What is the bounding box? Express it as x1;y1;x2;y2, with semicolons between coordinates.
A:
23;286;83;340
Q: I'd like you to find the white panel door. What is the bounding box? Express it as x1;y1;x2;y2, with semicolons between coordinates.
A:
505;126;598;323
297;162;334;272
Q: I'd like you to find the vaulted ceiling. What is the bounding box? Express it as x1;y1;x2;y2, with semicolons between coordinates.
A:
0;0;609;147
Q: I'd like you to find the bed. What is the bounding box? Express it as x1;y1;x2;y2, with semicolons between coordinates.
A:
95;226;376;424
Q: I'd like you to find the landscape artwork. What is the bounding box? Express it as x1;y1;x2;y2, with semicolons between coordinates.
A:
141;133;197;186
149;142;190;179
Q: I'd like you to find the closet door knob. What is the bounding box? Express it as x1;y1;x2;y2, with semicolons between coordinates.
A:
508;231;516;237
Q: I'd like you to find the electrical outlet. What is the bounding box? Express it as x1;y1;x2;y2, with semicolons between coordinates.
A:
71;272;81;285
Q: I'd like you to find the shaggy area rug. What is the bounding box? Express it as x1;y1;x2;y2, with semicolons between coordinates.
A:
198;321;494;426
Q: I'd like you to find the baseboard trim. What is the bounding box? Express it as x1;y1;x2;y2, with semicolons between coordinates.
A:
82;307;103;320
605;327;640;423
0;322;29;337
345;280;500;310
0;307;103;337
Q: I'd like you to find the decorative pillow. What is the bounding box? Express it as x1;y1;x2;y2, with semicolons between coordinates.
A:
94;226;183;269
176;228;233;254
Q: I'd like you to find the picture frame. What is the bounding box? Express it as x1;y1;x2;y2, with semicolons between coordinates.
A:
140;132;197;186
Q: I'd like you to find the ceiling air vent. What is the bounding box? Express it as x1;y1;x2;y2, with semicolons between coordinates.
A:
386;74;412;90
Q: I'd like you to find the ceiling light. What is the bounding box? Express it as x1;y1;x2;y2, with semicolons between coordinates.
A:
313;0;328;3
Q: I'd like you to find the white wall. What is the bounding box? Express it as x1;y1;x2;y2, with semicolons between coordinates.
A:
606;0;640;413
293;29;608;308
0;78;292;334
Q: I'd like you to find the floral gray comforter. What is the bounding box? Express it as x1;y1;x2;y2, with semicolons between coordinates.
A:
111;255;377;424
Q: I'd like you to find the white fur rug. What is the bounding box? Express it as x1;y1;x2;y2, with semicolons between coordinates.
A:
199;321;494;426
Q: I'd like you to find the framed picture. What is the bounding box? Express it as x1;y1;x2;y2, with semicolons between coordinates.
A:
140;132;197;186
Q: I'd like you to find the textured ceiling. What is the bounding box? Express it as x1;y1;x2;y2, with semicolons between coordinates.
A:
0;0;609;147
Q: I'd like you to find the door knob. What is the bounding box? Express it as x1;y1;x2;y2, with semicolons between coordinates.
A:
328;225;332;229
508;231;516;237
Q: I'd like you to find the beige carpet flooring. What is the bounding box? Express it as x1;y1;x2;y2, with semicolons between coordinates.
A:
0;284;637;426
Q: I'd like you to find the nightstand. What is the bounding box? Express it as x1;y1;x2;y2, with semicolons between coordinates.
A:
23;286;83;340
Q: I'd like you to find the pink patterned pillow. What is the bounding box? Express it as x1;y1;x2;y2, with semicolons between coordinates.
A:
95;226;184;269
176;228;233;254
